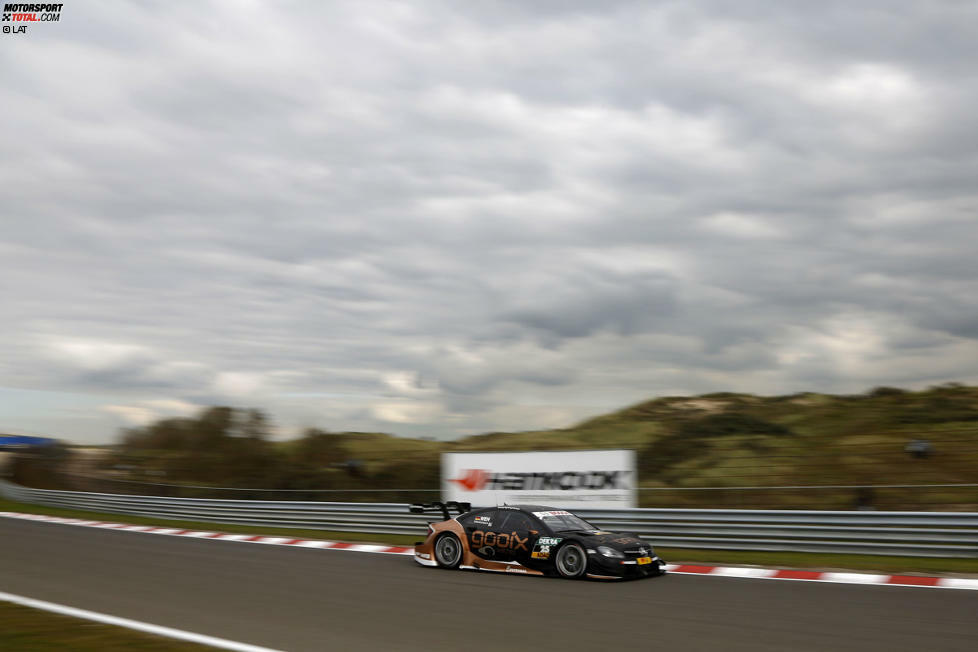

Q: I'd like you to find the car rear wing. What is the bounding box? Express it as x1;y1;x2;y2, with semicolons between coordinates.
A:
409;501;471;521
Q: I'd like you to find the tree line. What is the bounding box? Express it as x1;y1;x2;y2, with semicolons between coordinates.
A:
114;406;354;490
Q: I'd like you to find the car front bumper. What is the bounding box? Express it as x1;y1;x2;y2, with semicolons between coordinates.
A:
586;553;667;579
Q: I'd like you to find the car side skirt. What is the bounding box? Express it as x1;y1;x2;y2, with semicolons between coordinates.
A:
462;560;545;576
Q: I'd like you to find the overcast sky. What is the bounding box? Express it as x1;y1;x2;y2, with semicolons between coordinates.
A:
2;1;977;444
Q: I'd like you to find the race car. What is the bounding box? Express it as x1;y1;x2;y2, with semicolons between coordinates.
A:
410;502;666;580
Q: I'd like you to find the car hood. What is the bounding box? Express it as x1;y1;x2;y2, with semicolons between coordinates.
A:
556;530;651;551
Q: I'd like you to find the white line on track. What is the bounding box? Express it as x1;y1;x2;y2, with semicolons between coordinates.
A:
0;590;284;652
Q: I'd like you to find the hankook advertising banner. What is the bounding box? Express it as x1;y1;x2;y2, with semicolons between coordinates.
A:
442;449;636;509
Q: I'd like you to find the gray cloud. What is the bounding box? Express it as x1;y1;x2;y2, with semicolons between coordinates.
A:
2;1;977;442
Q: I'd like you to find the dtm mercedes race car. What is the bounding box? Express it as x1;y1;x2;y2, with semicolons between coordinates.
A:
410;502;666;580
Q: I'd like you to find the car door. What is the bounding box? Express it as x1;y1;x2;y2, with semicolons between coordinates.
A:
490;510;538;563
458;508;500;561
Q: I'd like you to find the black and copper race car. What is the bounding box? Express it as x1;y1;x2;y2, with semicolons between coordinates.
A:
410;502;666;580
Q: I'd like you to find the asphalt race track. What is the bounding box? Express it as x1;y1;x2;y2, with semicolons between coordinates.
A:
2;517;976;651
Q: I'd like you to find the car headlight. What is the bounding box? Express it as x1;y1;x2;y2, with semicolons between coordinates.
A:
596;545;624;559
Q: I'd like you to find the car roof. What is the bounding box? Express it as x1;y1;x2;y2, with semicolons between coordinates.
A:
506;504;564;513
465;505;569;516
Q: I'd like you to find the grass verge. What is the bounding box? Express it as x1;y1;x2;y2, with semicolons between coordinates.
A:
0;601;213;651
2;497;976;575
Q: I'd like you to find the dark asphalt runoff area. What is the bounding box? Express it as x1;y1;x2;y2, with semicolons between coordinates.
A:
2;517;976;651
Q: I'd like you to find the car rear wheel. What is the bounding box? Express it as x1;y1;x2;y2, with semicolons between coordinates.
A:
554;542;587;579
433;533;462;569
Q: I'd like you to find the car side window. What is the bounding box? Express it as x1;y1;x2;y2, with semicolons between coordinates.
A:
496;511;534;533
459;509;496;529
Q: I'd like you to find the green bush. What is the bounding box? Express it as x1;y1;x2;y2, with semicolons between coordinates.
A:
677;413;792;438
895;394;978;424
638;412;790;479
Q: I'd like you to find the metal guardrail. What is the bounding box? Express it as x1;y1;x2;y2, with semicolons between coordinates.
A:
2;480;976;557
42;471;978;510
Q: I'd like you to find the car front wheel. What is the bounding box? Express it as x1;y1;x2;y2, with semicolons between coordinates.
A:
554;542;587;579
433;533;463;569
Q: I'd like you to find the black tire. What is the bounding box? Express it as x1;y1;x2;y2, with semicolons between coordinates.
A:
553;542;587;579
433;533;463;569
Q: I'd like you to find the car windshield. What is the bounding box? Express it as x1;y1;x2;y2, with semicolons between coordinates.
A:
532;510;597;533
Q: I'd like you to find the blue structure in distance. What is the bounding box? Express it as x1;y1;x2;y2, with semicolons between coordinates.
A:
0;435;58;449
